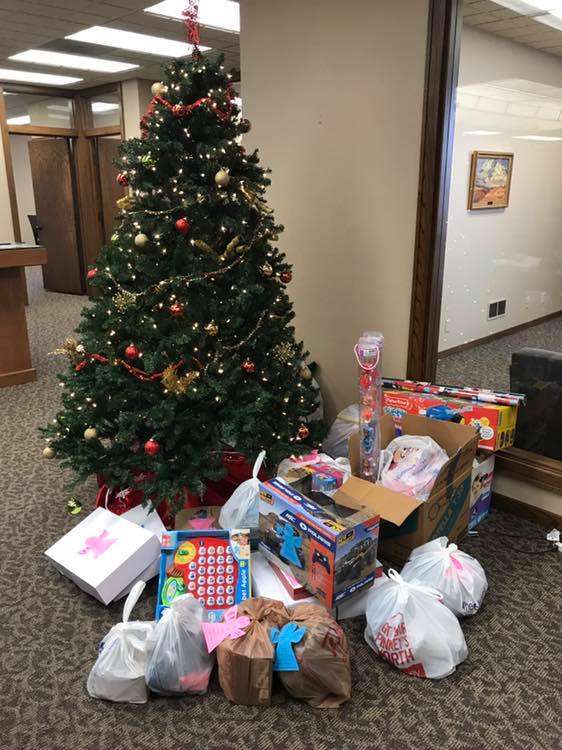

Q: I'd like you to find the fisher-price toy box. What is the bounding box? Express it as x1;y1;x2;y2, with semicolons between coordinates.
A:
383;389;517;451
258;478;380;609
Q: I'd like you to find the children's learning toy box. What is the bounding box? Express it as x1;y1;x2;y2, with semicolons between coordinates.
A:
259;476;380;609
155;529;251;622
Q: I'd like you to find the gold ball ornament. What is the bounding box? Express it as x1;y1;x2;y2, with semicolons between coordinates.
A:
204;321;219;336
134;233;149;248
43;446;55;459
84;427;98;441
151;81;167;97
215;169;230;188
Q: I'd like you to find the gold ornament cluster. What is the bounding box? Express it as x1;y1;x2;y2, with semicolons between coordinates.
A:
162;365;200;395
114;290;138;312
50;337;84;365
273;342;295;363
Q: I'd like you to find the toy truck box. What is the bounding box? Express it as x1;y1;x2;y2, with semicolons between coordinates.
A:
258;477;380;609
382;389;517;451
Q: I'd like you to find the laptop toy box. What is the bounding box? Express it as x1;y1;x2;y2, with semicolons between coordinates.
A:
155;529;251;622
259;476;380;609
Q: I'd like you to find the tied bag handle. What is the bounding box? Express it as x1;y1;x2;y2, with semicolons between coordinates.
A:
251;450;266;484
122;580;146;624
387;569;443;602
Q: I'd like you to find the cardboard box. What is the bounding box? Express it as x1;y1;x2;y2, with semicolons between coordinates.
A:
383;389;517;451
470;452;495;530
45;507;161;605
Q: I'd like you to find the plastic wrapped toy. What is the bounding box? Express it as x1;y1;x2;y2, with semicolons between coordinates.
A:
219;451;265;530
400;537;488;616
364;570;468;679
379;434;449;500
273;603;352;708
87;581;154;703
355;332;384;482
146;594;214;696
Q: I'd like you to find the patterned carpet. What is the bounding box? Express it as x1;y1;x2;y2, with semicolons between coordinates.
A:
0;269;560;750
437;315;562;392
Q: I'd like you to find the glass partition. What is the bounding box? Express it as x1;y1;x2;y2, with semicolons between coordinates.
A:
3;92;74;127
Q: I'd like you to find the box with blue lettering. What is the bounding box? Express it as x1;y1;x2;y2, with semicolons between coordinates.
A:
258;476;380;608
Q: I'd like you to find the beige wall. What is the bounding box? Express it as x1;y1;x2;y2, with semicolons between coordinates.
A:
9;134;36;244
121;79;156;139
0;122;15;242
240;0;429;420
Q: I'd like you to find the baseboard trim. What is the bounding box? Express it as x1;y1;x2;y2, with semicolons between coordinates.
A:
492;491;562;528
438;308;562;359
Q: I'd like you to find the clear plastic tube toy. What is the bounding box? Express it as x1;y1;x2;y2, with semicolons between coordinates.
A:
355;332;384;483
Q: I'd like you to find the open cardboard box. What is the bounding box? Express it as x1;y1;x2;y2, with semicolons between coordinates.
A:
340;413;479;564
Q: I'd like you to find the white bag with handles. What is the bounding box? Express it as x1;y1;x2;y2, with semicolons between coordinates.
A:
87;581;155;703
219;450;265;530
400;537;488;616
364;569;468;679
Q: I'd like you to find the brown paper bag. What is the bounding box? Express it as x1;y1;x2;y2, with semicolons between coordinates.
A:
278;603;351;708
217;597;290;705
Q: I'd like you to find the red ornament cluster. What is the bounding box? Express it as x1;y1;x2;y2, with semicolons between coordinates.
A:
280;271;293;284
175;217;190;234
86;268;97;281
242;359;255;373
297;425;310;440
117;173;128;186
169;302;184;318
125;344;140;360
144;438;160;456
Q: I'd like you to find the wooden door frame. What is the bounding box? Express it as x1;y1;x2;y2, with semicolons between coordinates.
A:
407;0;562;497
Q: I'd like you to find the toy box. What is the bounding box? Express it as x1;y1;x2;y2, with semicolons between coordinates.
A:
470;452;495;530
383;389;517;451
155;529;251;622
259;476;380;609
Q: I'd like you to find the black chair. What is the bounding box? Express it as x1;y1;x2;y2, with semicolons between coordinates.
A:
28;215;41;245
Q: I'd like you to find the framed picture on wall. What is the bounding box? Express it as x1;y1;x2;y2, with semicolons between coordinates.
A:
468;151;514;210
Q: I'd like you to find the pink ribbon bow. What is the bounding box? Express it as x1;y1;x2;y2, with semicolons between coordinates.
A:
201;606;251;653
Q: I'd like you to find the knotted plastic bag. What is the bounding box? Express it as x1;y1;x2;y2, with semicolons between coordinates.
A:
219;451;265;530
323;404;359;459
364;570;468;679
216;597;290;705
146;594;214;696
274;603;352;708
87;581;154;703
400;537;488;616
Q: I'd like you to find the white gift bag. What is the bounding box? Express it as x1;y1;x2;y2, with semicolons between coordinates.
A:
146;594;214;696
87;581;155;703
400;537;488;616
323;405;359;459
364;569;468;679
219;450;265;530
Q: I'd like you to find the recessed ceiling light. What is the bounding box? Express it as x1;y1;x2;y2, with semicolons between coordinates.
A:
9;49;139;73
514;134;562;140
145;0;240;33
66;26;209;57
91;101;119;112
0;68;81;85
464;130;502;135
7;114;31;125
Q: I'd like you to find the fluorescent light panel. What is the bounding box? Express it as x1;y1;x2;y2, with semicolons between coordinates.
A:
66;26;209;57
0;68;81;85
7;114;31;124
91;101;119;112
145;0;240;33
514;134;562;140
464;130;503;135
9;49;138;73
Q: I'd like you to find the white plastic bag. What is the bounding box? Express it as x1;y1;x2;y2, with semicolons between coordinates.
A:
323;404;359;459
379;434;449;500
87;581;154;703
146;594;214;696
364;569;468;679
400;537;488;616
219;450;265;530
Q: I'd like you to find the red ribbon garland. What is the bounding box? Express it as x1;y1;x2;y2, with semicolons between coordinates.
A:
140;88;233;136
183;0;200;48
75;354;185;382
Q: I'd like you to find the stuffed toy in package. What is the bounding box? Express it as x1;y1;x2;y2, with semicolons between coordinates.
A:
365;570;468;679
400;537;488;616
215;597;290;705
272;603;351;708
87;581;154;703
146;594;214;696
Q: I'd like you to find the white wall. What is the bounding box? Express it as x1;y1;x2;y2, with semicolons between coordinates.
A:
440;26;562;351
240;0;429;419
9;135;36;244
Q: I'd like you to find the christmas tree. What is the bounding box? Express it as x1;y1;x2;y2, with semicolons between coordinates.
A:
41;43;324;510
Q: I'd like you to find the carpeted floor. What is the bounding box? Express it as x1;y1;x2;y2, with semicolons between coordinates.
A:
437;315;562;392
1;269;561;750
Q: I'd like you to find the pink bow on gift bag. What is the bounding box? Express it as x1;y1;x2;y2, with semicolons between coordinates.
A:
201;606;251;653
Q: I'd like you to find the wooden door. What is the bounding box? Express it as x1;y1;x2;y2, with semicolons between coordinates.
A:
28;138;84;294
97;137;124;243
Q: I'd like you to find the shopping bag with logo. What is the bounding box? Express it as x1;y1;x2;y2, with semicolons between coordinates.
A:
400;537;488;616
219;451;266;530
146;593;214;695
272;603;351;708
364;570;468;679
86;581;154;703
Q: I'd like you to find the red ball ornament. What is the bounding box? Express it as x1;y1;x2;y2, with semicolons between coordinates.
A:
242;359;255;373
172;104;185;117
144;438;160;456
280;271;293;284
117;173;128;186
169;302;184;318
125;344;140;360
175;217;190;234
86;268;97;280
297;425;310;440
359;371;373;389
